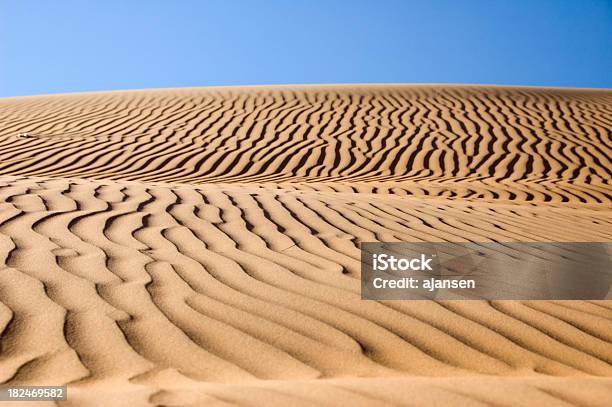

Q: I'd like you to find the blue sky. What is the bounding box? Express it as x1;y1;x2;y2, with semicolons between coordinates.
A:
1;0;610;97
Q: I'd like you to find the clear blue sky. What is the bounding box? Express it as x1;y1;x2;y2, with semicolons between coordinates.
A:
1;0;610;97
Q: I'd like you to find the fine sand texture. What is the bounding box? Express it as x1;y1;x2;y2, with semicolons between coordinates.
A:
0;85;610;406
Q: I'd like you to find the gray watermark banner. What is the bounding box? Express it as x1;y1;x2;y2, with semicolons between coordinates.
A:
361;242;612;300
0;386;67;401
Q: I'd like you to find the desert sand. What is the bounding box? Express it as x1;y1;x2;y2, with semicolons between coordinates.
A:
0;85;610;406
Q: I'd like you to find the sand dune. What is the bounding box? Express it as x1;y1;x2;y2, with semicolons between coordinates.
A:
0;85;610;406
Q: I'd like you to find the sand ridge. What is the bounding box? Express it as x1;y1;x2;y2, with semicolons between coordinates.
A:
0;85;610;406
0;85;609;201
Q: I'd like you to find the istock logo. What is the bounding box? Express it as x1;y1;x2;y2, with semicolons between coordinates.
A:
372;253;434;271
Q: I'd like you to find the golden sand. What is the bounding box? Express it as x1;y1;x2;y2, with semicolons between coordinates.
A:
0;85;610;405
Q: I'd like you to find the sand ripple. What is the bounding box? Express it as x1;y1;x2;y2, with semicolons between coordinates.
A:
0;85;610;405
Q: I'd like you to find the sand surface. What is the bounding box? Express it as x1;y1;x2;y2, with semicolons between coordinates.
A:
0;85;610;406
